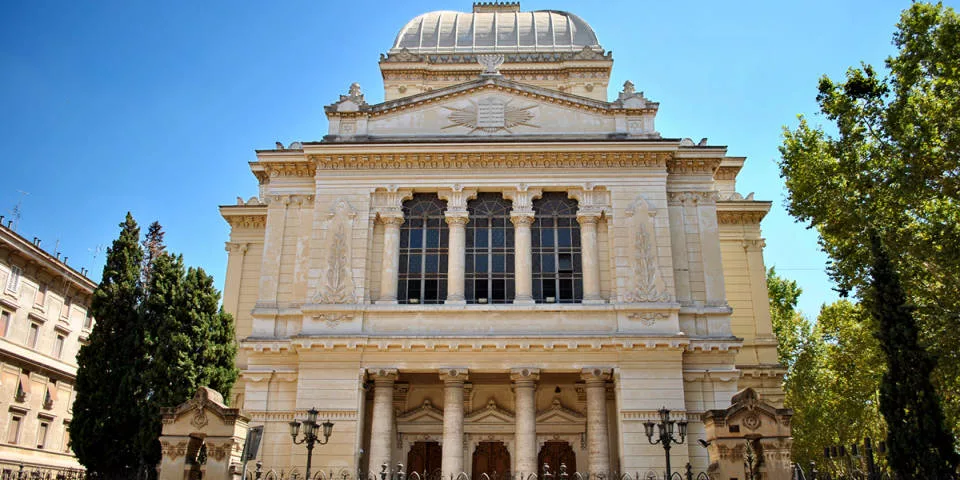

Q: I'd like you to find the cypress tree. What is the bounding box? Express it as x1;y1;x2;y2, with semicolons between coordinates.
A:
184;267;238;397
72;213;145;479
868;233;959;478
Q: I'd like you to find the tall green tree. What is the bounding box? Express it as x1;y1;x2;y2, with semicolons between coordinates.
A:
867;234;957;477
73;214;238;479
778;1;960;468
769;269;886;466
72;213;146;479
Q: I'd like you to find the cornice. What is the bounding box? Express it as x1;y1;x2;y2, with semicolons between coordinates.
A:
0;226;96;294
261;161;316;179
379;47;614;64
219;206;267;229
666;157;722;175
309;151;670;171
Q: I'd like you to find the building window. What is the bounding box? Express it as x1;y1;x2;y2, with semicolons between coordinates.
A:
83;313;93;330
52;334;65;358
60;297;72;320
398;194;448;304
465;193;514;304
532;192;583;303
34;284;46;309
43;382;55;410
63;421;71;452
26;323;39;348
4;266;21;294
6;415;22;444
14;372;28;403
36;421;48;449
0;311;9;337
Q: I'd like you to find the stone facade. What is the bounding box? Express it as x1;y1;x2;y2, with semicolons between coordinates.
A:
220;3;782;476
0;223;95;471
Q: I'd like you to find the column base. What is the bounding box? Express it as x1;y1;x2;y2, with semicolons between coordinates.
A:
374;300;398;305
444;298;467;305
513;297;536;305
582;297;606;305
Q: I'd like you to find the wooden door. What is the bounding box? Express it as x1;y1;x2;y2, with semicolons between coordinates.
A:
538;441;577;477
472;441;511;479
407;441;442;480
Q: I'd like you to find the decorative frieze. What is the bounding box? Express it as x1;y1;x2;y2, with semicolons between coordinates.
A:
222;214;266;229
311;151;669;171
667;191;719;206
262;162;316;179
666;158;722;175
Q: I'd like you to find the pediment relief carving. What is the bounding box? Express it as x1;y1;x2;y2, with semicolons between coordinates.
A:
465;399;515;424
536;398;585;424
397;399;444;424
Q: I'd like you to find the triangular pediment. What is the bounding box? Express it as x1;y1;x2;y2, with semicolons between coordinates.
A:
397;399;444;424
536;398;586;425
323;77;660;140
465;399;516;424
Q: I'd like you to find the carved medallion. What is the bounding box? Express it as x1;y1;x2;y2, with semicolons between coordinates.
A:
443;97;537;134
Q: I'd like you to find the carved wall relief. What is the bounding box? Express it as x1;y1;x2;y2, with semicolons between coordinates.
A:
314;198;358;304
623;195;670;303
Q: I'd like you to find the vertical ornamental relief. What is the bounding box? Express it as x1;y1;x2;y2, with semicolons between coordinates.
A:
623;195;670;303
314;198;358;304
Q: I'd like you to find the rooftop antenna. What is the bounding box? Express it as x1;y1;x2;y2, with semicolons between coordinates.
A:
9;190;28;231
88;244;105;265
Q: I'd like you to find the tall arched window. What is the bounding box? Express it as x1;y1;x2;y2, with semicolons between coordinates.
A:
398;194;448;304
532;192;582;303
466;193;514;304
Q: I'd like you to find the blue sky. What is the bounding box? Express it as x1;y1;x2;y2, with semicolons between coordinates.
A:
0;0;933;318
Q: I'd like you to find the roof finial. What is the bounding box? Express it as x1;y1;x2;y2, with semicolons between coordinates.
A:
477;54;505;76
348;82;363;99
473;2;520;13
622;80;635;95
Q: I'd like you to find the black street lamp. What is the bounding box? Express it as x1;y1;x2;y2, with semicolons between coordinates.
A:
289;407;334;479
643;407;688;479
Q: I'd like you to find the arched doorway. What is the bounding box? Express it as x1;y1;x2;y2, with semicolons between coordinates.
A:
407;441;442;480
538;441;576;477
472;441;511;479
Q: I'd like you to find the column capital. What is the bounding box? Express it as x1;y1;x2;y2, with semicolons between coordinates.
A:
510;367;541;384
371;187;413;218
439;368;469;384
368;368;399;383
576;213;602;225
444;214;470;226
378;214;405;226
580;367;612;384
510;213;535;226
503;185;543;216
569;186;611;217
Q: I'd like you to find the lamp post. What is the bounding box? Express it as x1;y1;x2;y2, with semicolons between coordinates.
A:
643;407;687;480
290;407;334;479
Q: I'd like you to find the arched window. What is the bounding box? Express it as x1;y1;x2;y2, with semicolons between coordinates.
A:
532;192;582;303
466;193;514;304
399;194;449;304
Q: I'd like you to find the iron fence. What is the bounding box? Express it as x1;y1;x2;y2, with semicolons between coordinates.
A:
243;462;709;480
0;461;88;480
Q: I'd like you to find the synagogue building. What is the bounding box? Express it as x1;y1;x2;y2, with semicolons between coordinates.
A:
219;3;786;477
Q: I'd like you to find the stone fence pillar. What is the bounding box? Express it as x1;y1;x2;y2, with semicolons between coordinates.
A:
702;388;793;480
158;387;250;480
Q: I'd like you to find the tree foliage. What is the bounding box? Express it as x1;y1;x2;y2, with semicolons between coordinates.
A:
768;269;885;466
777;2;960;470
72;214;238;479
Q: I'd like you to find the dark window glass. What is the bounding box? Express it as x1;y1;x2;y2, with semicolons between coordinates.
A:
398;194;448;304
465;193;515;304
532;192;583;303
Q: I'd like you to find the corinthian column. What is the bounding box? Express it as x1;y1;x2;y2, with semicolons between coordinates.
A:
504;187;542;304
440;368;468;478
577;213;603;303
378;215;404;303
439;187;476;304
581;368;612;475
368;368;398;474
511;368;540;475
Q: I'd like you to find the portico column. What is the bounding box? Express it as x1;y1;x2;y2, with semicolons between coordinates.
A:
511;368;540;476
581;368;612;475
439;188;476;304
440;368;469;478
445;215;468;303
577;213;603;303
504;187;541;305
367;368;398;474
377;216;404;303
511;214;535;303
